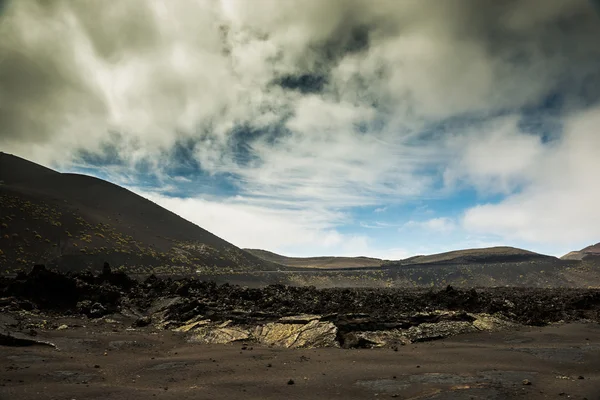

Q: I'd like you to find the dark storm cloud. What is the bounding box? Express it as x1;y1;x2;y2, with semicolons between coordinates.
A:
68;2;161;63
0;1;598;143
0;1;107;143
272;18;371;93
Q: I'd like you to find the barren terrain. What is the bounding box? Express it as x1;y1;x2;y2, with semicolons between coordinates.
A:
2;153;600;399
2;319;600;400
1;267;600;399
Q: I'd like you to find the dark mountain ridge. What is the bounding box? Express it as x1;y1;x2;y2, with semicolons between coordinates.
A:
244;246;599;288
384;246;558;267
562;242;600;261
0;152;280;274
244;248;384;269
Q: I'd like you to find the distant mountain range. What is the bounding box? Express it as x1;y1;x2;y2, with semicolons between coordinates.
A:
383;246;558;266
244;249;384;269
246;247;599;288
247;246;558;269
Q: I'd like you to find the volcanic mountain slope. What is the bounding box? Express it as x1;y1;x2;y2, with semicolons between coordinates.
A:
377;246;590;287
387;246;557;266
244;249;384;269
561;243;600;260
0;152;281;274
247;246;557;269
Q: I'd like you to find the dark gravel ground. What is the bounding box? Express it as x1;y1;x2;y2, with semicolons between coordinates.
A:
1;318;600;400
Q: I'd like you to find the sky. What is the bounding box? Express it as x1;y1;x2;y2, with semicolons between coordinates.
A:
1;0;600;259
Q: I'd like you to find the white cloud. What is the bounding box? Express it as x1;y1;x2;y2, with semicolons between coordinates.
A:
462;105;600;249
444;116;544;194
136;189;374;257
404;217;456;233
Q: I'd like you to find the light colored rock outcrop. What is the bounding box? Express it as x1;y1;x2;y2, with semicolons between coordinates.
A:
182;312;522;348
471;313;520;331
253;319;338;348
188;325;250;344
345;330;411;348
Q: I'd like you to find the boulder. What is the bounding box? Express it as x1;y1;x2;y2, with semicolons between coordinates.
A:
253;319;338;348
89;302;107;318
471;313;520;331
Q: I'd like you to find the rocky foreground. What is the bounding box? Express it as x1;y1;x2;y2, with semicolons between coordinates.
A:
1;265;600;349
2;266;600;399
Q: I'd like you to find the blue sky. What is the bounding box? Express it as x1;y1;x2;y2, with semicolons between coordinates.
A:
2;0;600;258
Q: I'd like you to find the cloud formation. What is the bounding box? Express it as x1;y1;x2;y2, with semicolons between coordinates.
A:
404;217;457;233
463;104;600;248
1;0;599;255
